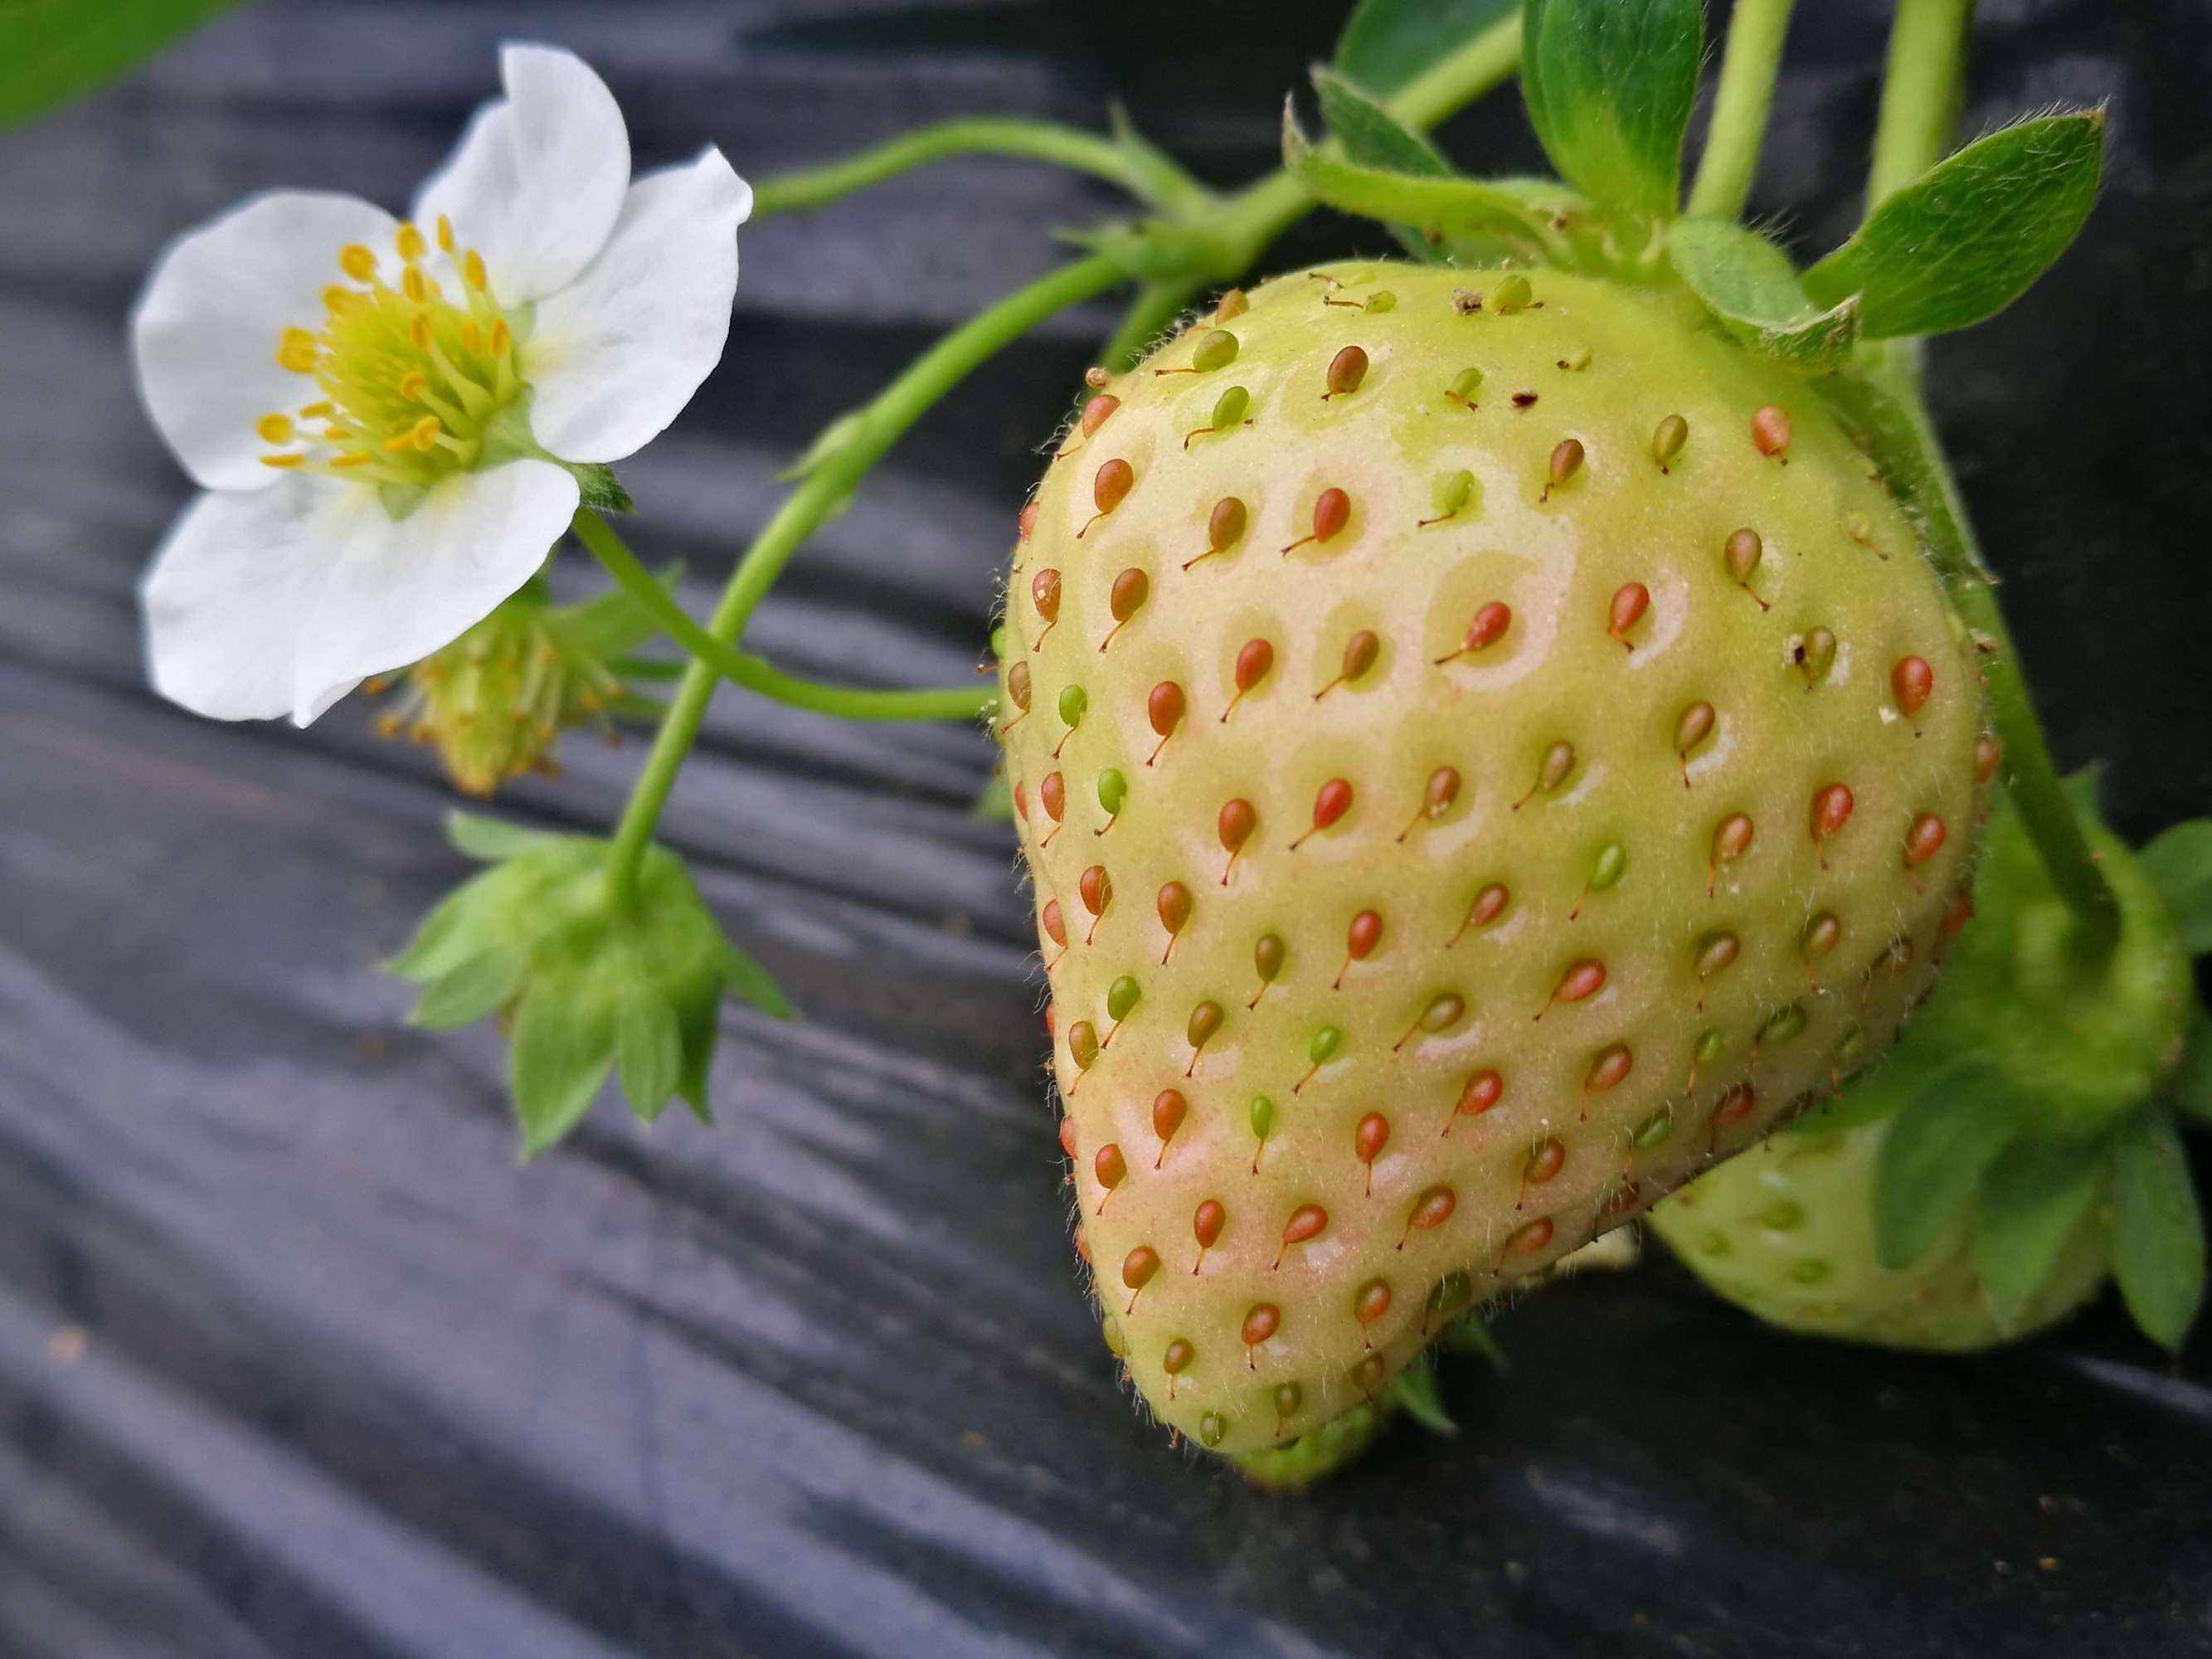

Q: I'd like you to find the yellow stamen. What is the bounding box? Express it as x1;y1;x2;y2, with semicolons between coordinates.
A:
397;370;428;401
277;343;317;372
338;243;377;282
459;320;483;353
401;265;428;304
255;413;295;445
409;313;430;349
396;222;426;262
409;415;442;450
321;285;360;314
329;450;375;469
297;401;333;418
321;425;348;442
463;250;487;291
260;453;304;469
435;213;455;253
487;318;510;357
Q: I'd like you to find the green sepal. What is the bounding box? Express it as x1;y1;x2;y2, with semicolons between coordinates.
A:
1312;66;1450;177
1283;103;1563;261
1382;1352;1458;1437
567;462;633;514
616;991;685;1125
1666;217;1860;374
2109;1109;2206;1350
1520;0;1701;219
1970;1133;2106;1327
1803;111;2106;339
445;809;558;864
1334;0;1521;99
1874;1063;2021;1270
409;946;527;1032
2173;1005;2212;1127
386;827;790;1154
1232;1397;1393;1492
2139;819;2212;954
1439;1314;1510;1372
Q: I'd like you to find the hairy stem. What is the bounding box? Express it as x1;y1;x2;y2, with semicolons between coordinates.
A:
601;255;1121;905
751;118;1159;216
1094;276;1208;373
574;509;994;723
1855;0;2119;953
1686;0;1798;221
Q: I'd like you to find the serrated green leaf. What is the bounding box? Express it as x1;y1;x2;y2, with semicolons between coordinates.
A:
1520;0;1701;218
0;0;243;129
1666;217;1861;373
1875;1064;2023;1268
511;979;618;1156
616;993;684;1123
1285;106;1558;255
411;946;525;1032
1383;1353;1458;1437
1335;0;1522;98
1803;111;2105;339
445;810;552;863
1971;1135;2106;1326
1312;67;1450;177
2110;1109;2206;1350
2140;820;2212;954
720;941;795;1021
567;463;632;513
2174;1006;2212;1127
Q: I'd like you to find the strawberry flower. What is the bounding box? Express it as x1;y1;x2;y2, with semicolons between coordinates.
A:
132;45;751;725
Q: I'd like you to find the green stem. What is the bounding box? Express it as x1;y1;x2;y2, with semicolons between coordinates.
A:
600;255;1122;905
751;118;1152;216
572;509;994;723
1852;0;2119;956
1685;0;1797;220
1866;0;1976;212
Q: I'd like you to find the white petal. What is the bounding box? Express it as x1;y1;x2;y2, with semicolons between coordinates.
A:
138;463;577;725
132;191;398;493
412;45;630;304
524;148;751;464
289;460;581;724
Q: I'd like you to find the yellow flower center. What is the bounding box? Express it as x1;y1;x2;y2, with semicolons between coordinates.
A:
260;215;524;485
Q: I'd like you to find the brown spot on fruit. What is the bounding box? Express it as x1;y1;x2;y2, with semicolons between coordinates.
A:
1079;457;1133;538
1185;497;1247;571
1097;567;1148;651
1811;783;1855;868
1892;655;1933;722
1093;1142;1125;1211
1155;881;1192;962
1904;813;1948;866
1145;681;1184;765
1184;1001;1224;1076
1723;528;1771;611
1450;882;1510;946
1217;797;1257;884
1505;1216;1554;1258
1273;1203;1329;1267
1248;932;1286;1008
1607;581;1649;649
1709;812;1754;895
1675;700;1714;786
1398;766;1461;841
1314;629;1381;701
1540;438;1583;502
1079;864;1111;941
1354;1278;1392;1343
1437;600;1511;664
1282;487;1352;555
1336;909;1383;988
1151;1088;1187;1164
1291;778;1354;849
1220;638;1273;722
1399;1185;1456;1246
1445;1068;1503;1137
1323;345;1369;399
1354;1112;1390;1194
1242;1302;1280;1364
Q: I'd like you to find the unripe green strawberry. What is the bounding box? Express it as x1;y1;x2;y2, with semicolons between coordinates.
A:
1650;1114;2109;1350
997;261;1984;1456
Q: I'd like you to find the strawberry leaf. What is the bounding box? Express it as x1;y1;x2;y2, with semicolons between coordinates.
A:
1971;1135;2106;1326
1803;111;2106;339
1334;0;1523;98
2139;819;2212;954
2109;1109;2206;1350
1874;1063;2023;1269
0;0;241;130
1520;0;1701;219
1666;217;1861;373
